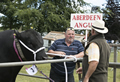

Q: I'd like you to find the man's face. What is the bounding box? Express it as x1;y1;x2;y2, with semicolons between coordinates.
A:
91;29;95;36
65;30;75;43
91;29;93;35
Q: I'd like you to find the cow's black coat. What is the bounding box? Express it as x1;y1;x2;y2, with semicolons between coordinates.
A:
0;29;47;82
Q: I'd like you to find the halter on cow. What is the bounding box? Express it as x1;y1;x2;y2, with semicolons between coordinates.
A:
0;29;47;82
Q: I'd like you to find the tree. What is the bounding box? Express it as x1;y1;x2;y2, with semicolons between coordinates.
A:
104;0;120;40
0;0;22;29
0;0;89;34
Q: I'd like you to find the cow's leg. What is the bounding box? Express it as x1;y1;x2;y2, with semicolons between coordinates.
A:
10;66;22;82
9;78;16;82
0;67;13;82
0;66;22;82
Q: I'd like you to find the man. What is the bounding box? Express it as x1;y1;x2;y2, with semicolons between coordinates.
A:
48;27;84;82
76;20;111;82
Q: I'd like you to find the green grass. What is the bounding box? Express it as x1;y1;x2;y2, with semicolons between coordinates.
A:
16;64;80;82
108;52;120;82
16;52;120;82
16;64;51;82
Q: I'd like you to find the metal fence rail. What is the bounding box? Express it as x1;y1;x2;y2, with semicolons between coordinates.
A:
0;59;119;68
0;56;120;82
0;58;82;67
19;73;48;80
0;43;120;82
109;62;120;68
17;62;120;80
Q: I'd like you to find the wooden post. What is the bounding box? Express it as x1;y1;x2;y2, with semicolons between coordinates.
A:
113;46;117;82
85;30;88;47
77;62;81;80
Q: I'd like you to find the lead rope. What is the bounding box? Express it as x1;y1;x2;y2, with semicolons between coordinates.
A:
19;40;45;61
46;53;77;82
13;34;54;82
39;70;55;82
64;56;68;82
13;36;23;62
64;55;77;82
18;40;54;82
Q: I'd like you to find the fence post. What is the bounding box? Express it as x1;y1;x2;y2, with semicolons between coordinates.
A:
77;62;81;80
113;46;117;82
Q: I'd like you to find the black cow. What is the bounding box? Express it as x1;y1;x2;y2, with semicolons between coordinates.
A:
0;29;47;82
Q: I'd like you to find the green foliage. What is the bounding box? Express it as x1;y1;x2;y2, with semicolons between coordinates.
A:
14;8;44;30
0;0;89;34
0;0;18;29
103;1;120;38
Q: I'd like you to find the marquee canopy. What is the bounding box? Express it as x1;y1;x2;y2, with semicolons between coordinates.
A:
43;31;85;42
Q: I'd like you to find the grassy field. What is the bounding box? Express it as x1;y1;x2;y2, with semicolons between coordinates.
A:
108;51;120;82
16;52;120;82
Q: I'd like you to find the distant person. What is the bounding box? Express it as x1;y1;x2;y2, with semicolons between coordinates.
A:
76;20;111;82
48;27;84;82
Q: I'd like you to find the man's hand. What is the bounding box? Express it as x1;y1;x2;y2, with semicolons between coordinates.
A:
83;78;89;82
76;67;82;74
55;51;66;57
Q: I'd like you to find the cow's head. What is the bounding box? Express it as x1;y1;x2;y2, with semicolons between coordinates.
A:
14;29;47;61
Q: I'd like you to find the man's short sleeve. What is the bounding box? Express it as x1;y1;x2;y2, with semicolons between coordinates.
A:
48;41;57;51
86;43;100;62
78;42;84;53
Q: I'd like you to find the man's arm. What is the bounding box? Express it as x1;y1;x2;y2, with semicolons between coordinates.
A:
83;61;98;82
48;50;66;57
74;51;84;58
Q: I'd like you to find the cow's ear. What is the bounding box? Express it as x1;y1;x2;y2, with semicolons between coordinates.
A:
14;30;21;39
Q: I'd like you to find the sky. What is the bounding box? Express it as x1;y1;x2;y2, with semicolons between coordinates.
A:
0;13;4;16
0;14;3;27
84;0;107;7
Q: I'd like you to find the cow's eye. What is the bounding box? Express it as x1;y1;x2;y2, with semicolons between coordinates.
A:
28;41;31;44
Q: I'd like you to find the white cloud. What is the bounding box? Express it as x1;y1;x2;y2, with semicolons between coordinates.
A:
74;0;107;13
0;13;4;27
84;0;107;7
0;24;2;27
0;13;4;16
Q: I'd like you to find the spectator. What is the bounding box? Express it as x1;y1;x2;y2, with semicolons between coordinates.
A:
48;27;84;82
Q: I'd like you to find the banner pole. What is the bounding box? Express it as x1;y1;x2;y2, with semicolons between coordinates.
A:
85;30;88;47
